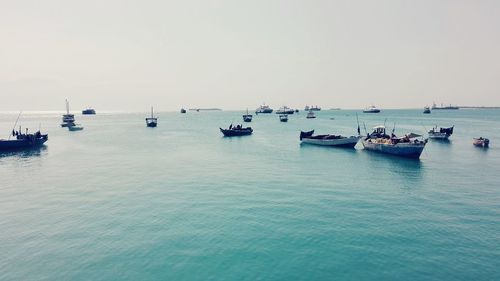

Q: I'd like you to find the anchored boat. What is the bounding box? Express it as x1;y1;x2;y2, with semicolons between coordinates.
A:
61;99;76;127
300;130;360;148
180;108;187;114
432;103;459;110
423;106;431;114
305;105;321;111
428;126;454;140
276;106;295;115
363;105;381;113
146;107;158;127
82;108;96;115
220;124;253;137
306;111;316;119
255;104;273;114
279;114;288;122
362;126;427;159
242;109;253;122
473;137;489;147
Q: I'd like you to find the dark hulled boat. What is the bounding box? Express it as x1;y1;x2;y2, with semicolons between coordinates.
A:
1;130;48;151
146;107;158;127
242;109;253;122
220;124;253;137
82;108;96;115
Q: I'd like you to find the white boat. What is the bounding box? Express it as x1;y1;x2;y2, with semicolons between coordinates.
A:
300;130;360;148
276;106;295;114
363;105;381;113
61;99;76;127
362;126;427;159
255;104;273;114
306;111;316;119
428;126;453;140
279;114;288;122
423;106;431;114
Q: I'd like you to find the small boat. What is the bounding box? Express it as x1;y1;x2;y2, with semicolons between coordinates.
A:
305;105;321;111
432;103;459;110
82;108;96;115
220;124;253;137
146;106;158;127
362;126;427;159
61;99;76;127
180;108;187;114
363;105;381;113
242;109;253;122
279;114;288;122
295;109;299;113
300;130;360;148
1;129;48;151
276;106;295;115
423;106;431;114
473;137;489;147
68;124;84;131
255;104;273;114
306;111;316;119
428;126;454;140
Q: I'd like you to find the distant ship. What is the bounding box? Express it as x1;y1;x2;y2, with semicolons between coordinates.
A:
423;106;431;114
432;103;459;110
61;99;76;127
304;105;321;111
276;106;295;115
180;108;187;114
82;108;96;115
363;105;381;113
146;106;158;127
255;104;273;114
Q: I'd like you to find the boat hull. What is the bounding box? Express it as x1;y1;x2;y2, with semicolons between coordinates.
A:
302;136;360;148
428;133;450;140
0;136;48;151
82;109;96;115
220;128;253;137
363;110;380;113
362;140;426;158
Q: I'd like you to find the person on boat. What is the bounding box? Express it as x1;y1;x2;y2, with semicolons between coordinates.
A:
229;124;233;129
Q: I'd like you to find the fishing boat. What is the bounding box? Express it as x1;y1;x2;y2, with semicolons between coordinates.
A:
276;106;295;115
306;111;316;119
432;103;459;110
146;107;158;127
242;109;253;122
363;105;381;113
68;124;84;131
428;126;454;140
61;99;76;127
279;114;288;122
305;105;321;111
362;126;427;159
300;130;360;148
220;124;253;137
423;106;431;114
82;108;96;115
180;108;187;114
255;104;273;114
473;137;489;147
1;129;48;151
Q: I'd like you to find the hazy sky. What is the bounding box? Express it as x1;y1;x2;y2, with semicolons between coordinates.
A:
1;0;499;111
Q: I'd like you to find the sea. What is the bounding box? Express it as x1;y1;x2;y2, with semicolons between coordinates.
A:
0;109;499;281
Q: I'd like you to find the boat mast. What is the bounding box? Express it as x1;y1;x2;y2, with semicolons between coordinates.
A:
66;99;70;114
8;111;22;140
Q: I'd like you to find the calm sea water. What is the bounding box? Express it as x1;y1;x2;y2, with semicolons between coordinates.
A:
1;109;499;281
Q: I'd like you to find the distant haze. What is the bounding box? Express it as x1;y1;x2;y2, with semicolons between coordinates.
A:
1;0;499;111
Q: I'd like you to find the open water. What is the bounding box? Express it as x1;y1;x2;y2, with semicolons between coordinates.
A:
0;109;499;280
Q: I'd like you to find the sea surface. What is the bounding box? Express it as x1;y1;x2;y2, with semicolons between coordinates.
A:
0;109;499;281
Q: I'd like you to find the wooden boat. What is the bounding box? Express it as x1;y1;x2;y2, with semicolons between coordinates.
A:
423;106;431;114
306;111;316;119
363;105;381;113
61;99;76;127
473;137;489;147
255;104;273;114
428;126;453;139
362;126;427;159
300;130;360;148
276;106;295;115
1;130;48;151
242;109;252;122
279;114;288;122
146;107;158;127
68;124;84;131
220;124;253;137
82;108;96;115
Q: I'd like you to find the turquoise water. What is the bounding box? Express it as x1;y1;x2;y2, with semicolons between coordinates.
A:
1;109;499;280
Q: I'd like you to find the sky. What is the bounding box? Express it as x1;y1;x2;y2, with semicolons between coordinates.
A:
1;0;499;111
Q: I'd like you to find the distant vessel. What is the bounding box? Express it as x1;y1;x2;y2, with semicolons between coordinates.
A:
180;108;187;114
432;103;459;110
362;126;427;159
304;105;321;111
473;137;489;147
306;111;316;119
300;130;360;148
82;108;96;115
428;126;454;140
220;124;253;137
68;124;84;131
276;106;295;115
363;105;381;113
255;104;273;114
279;114;288;122
61;99;76;127
145;107;158;127
242;109;252;122
423;106;431;114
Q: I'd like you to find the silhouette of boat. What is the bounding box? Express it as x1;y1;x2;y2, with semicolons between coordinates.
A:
220;124;253;136
146;107;158;127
